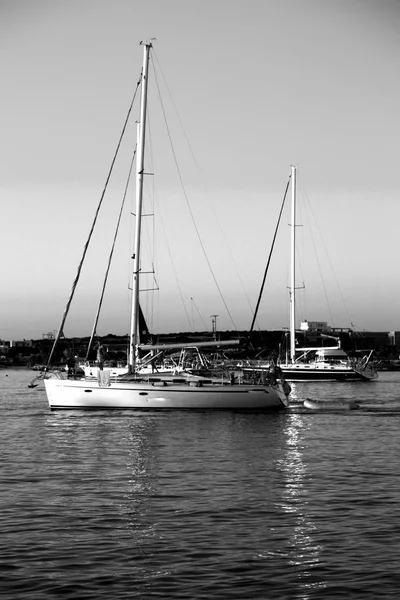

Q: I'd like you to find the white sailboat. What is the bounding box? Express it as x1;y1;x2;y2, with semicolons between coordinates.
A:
43;42;290;410
278;165;377;382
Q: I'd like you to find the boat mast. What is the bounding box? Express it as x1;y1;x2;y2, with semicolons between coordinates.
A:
129;42;151;371
289;165;297;363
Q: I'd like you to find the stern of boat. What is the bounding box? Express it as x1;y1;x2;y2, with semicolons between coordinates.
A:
274;379;291;407
354;365;378;381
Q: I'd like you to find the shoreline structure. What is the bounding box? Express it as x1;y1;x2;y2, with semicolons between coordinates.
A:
1;327;399;368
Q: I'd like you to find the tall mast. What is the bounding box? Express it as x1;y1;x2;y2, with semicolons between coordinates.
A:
289;165;297;363
129;42;151;371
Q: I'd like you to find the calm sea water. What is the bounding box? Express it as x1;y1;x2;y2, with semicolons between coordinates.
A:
1;368;400;599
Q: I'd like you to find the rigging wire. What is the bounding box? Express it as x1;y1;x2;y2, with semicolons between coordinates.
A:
250;175;291;332
46;75;142;367
145;111;193;331
301;185;354;327
191;297;208;331
151;189;193;330
151;49;255;324
152;49;200;169
300;205;334;326
150;53;237;331
85;145;137;361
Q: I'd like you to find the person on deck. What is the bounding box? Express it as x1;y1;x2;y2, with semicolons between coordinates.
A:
96;342;106;371
66;357;76;378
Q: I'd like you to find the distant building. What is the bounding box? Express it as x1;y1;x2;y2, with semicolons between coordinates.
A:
0;340;11;355
42;332;55;340
300;320;333;332
10;339;34;348
300;320;351;334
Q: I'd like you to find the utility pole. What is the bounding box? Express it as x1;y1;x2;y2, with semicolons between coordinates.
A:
211;315;218;341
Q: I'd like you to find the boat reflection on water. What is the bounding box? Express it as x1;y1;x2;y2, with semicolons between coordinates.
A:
41;408;328;595
277;412;327;597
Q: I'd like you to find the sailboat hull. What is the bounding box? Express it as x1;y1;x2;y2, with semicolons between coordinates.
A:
44;377;289;410
279;365;377;382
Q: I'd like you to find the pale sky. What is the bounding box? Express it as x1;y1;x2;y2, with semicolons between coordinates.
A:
1;0;400;339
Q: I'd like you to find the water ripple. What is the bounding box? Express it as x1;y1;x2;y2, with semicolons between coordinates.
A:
1;369;400;598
